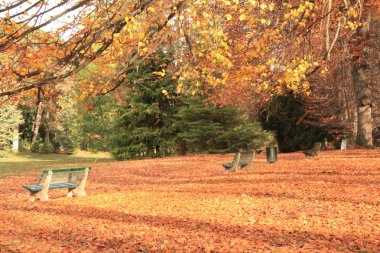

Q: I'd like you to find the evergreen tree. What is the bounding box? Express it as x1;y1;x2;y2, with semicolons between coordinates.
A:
111;50;181;159
174;97;273;154
78;95;117;152
0;105;23;157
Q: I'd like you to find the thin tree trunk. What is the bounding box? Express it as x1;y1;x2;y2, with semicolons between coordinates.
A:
32;88;43;143
32;101;43;143
44;110;50;144
12;123;19;153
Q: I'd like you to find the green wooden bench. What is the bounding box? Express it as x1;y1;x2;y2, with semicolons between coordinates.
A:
22;167;91;202
223;150;256;172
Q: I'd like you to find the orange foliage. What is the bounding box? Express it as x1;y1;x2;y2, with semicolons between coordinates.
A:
0;149;379;252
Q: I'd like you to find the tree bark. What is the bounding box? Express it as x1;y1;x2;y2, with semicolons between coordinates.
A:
12;123;19;153
32;88;43;143
351;6;375;147
44;110;50;144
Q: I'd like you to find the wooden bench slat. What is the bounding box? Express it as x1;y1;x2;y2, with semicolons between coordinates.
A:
38;168;90;185
23;182;78;192
42;167;88;174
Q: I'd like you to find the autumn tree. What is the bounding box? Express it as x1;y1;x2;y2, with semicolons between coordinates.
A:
1;0;379;148
349;0;379;147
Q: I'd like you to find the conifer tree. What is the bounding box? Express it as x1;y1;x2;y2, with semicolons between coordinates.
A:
0;105;23;156
174;97;273;154
111;50;181;159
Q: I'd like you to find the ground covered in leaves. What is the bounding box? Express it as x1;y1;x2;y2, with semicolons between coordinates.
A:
0;149;379;252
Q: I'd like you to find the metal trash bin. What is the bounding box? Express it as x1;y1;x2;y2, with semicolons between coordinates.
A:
266;146;278;163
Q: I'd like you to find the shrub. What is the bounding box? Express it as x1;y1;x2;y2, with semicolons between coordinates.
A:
40;142;55;154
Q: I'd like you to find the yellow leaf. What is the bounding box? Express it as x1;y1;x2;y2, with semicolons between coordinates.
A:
152;70;166;77
225;14;232;21
239;15;246;21
260;3;267;10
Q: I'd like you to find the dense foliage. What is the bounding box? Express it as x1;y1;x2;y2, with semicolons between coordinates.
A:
111;51;182;159
0;105;23;156
174;98;273;154
260;95;328;152
78;96;117;152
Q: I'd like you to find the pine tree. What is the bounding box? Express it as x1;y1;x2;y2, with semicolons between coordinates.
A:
174;97;273;154
0;105;23;156
111;50;181;159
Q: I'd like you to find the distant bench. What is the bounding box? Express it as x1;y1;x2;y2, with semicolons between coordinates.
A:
303;142;322;157
23;167;91;202
223;150;259;172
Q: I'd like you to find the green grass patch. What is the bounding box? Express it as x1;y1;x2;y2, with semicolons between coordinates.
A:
0;151;115;176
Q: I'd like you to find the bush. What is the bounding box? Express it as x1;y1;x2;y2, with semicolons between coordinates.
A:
40;142;55;154
174;97;273;154
226;123;274;151
31;139;41;153
61;137;75;154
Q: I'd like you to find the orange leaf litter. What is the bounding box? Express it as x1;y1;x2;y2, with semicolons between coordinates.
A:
0;149;379;252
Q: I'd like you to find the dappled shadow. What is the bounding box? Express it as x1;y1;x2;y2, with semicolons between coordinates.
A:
1;203;376;252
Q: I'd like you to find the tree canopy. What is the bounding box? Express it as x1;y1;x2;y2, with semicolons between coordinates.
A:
0;0;377;98
1;0;379;147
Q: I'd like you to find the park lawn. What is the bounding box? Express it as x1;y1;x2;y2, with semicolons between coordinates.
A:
0;149;379;252
0;151;114;176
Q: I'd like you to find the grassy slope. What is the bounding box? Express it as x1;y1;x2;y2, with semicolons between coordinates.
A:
0;151;115;176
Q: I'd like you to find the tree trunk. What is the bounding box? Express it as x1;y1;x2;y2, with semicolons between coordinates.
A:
12;123;19;153
32;101;43;143
351;6;375;147
356;88;373;146
44;110;50;144
32;87;43;143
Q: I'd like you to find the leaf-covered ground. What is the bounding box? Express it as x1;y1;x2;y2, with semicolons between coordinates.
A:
0;149;379;252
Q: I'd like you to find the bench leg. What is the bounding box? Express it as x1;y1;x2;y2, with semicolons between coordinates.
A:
35;190;49;201
72;188;86;197
67;188;75;198
29;192;37;202
72;168;89;197
29;171;52;201
29;189;49;201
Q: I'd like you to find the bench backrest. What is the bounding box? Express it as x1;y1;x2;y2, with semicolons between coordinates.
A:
312;142;322;155
38;167;91;186
240;151;255;169
230;153;241;172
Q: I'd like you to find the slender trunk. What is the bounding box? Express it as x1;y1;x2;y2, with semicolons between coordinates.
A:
44;110;50;144
32;101;43;143
32;88;43;143
12;123;19;153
